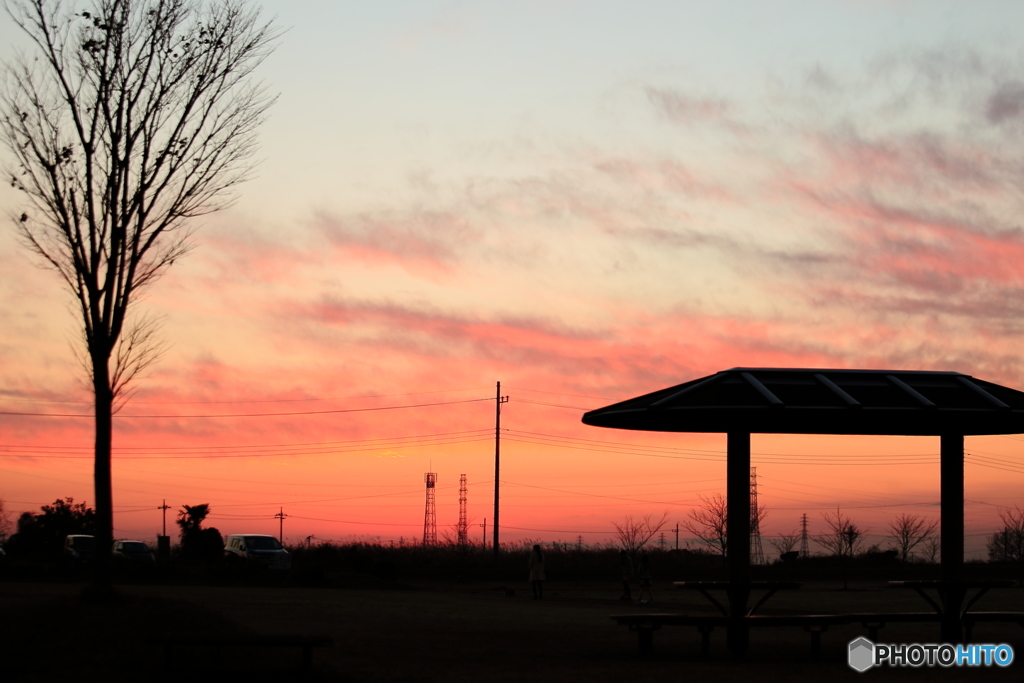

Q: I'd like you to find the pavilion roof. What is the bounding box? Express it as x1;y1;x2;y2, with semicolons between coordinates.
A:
581;368;1024;436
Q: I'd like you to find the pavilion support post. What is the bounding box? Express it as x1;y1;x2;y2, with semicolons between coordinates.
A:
726;431;751;656
940;432;965;643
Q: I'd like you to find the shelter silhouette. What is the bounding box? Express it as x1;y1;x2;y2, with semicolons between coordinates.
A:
583;367;1024;652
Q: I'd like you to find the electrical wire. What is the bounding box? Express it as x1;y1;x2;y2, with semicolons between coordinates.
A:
0;396;492;418
0;386;493;405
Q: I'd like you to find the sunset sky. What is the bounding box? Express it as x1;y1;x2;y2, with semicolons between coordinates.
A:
3;0;1024;559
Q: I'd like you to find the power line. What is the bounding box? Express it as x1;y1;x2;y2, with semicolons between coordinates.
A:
503;386;611;400
0;433;496;460
514;398;594;410
1;428;493;453
0;397;492;418
0;386;493;405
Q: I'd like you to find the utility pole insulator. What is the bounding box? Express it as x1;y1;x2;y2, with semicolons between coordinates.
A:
274;507;287;544
493;381;508;556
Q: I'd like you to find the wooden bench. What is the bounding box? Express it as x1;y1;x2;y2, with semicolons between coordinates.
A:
611;612;944;658
157;633;333;672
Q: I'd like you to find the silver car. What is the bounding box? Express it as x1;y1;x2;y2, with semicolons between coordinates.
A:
224;534;290;570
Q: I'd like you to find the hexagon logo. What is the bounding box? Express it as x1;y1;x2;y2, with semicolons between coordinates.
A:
848;637;875;672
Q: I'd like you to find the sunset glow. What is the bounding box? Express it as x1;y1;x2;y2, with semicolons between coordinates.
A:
3;0;1024;559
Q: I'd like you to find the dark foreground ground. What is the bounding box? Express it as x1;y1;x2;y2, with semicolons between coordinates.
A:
3;577;1024;682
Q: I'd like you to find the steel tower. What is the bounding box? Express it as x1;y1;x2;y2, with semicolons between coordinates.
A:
458;474;468;546
750;467;765;565
423;472;437;546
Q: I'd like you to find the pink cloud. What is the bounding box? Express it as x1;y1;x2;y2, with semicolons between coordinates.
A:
646;87;734;125
316;210;478;281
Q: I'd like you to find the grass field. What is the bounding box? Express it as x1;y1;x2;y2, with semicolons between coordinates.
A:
3;574;1024;682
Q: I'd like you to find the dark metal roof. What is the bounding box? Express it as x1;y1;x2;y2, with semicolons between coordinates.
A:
582;368;1024;436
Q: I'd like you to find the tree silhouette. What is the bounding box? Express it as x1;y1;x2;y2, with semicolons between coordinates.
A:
0;498;11;543
683;493;767;561
768;530;801;559
684;494;728;558
176;503;211;537
816;507;865;590
6;497;96;556
613;513;668;557
987;506;1024;585
176;503;221;561
887;513;937;562
0;0;278;591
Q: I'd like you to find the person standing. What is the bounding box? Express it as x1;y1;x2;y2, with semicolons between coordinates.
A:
529;544;546;600
619;550;633;601
636;551;653;605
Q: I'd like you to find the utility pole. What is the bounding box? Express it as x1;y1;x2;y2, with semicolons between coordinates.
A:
800;513;810;559
480;518;487;549
674;522;680;550
156;499;172;566
274;507;287;544
158;499;170;537
493;381;508;556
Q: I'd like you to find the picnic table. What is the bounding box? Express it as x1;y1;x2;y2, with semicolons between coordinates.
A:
613;579;1019;657
889;579;1018;642
673;580;801;617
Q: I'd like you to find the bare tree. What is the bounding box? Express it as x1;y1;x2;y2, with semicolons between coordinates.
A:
887;513;938;562
613;513;669;556
768;530;801;559
816;508;866;558
816;507;865;590
987;506;1024;585
921;537;940;564
1;0;278;591
0;498;12;543
683;493;768;560
683;494;728;557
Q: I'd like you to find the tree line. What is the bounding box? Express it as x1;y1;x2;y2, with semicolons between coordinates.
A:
2;498;222;561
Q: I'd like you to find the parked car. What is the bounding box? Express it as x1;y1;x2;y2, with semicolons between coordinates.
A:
113;540;155;565
63;534;95;561
224;534;290;569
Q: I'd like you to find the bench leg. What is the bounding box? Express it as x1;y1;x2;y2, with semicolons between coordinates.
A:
698;625;714;659
804;625;827;660
637;627;655;655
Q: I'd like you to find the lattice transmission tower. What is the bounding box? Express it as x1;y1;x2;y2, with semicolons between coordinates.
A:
800;513;810;558
457;473;468;547
750;467;765;565
423;472;437;546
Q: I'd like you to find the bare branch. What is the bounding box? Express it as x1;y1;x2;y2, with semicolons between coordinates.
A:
683;493;728;557
768;530;801;559
1;0;278;590
887;513;938;562
815;507;866;558
613;513;669;556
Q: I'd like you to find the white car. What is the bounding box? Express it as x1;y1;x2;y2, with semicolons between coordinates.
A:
63;534;95;561
224;534;290;569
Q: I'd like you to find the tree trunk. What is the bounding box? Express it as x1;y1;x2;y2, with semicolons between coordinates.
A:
92;356;114;595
